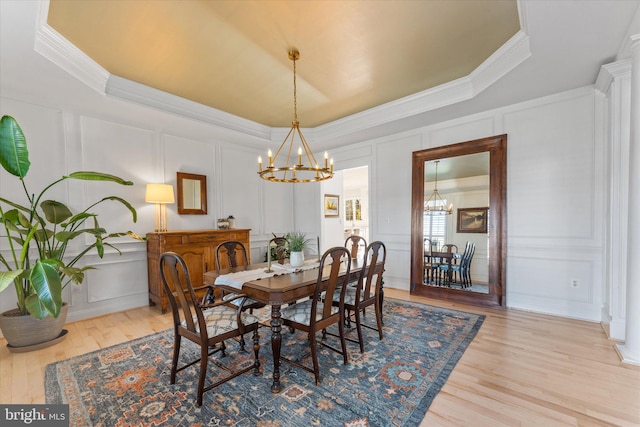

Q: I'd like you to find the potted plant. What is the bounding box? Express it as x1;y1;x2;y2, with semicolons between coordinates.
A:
285;231;311;267
0;115;142;351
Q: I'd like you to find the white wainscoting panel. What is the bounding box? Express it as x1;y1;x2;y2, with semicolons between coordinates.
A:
375;134;421;236
163;133;216;230
79;116;156;240
219;145;264;234
505;93;596;240
70;256;149;322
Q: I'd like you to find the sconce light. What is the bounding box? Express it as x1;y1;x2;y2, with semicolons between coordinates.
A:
145;183;175;232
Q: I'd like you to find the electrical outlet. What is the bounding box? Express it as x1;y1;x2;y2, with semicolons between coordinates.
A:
571;279;578;288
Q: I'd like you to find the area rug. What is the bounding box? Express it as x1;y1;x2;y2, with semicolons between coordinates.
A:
45;298;484;426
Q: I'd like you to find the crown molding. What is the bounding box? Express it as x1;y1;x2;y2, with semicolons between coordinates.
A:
316;30;530;141
34;0;109;95
595;59;632;94
105;75;272;140
33;0;530;145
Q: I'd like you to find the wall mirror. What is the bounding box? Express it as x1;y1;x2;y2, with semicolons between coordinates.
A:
411;134;506;308
177;172;207;215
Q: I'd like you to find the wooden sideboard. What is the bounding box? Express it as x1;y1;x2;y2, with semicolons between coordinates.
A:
146;229;251;313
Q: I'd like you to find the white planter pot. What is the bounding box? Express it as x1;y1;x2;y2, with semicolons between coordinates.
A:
290;251;304;268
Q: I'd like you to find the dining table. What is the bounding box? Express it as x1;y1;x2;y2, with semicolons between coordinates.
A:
203;257;374;393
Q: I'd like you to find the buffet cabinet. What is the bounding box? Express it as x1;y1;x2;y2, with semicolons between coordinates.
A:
146;229;251;313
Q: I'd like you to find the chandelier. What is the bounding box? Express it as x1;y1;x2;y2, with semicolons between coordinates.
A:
258;49;333;183
425;160;453;215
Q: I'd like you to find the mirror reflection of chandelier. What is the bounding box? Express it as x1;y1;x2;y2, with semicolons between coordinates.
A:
425;160;453;215
257;49;333;183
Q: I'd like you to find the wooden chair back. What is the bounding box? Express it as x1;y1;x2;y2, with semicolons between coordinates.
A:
215;240;249;270
159;251;200;334
441;243;458;253
345;235;367;258
359;241;387;304
313;246;351;329
269;236;287;264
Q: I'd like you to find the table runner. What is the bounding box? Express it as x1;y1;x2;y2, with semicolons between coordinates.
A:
214;260;320;289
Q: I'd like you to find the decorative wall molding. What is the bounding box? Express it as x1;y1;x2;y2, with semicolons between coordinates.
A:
34;1;109;95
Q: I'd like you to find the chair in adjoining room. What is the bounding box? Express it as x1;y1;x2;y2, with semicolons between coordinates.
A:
279;246;351;385
331;241;386;353
159;252;261;407
345;235;367;259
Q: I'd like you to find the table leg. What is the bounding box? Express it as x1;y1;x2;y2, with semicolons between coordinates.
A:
270;304;283;393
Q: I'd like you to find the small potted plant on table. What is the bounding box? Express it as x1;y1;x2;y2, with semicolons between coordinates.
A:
285;231;311;268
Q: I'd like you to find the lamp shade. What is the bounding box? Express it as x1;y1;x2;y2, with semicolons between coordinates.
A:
145;184;175;204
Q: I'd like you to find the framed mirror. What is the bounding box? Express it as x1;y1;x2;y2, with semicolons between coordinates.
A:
177;172;207;215
410;134;506;308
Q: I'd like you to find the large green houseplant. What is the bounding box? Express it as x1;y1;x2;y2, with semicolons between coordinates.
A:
0;115;141;348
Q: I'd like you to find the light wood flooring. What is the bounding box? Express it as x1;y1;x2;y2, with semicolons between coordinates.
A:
1;289;639;426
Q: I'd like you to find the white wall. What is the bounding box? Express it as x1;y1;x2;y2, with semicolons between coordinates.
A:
0;84;609;327
304;86;606;322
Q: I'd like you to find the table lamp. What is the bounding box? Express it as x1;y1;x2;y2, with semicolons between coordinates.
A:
145;183;175;232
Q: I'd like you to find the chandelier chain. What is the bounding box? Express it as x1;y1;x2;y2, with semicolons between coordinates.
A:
292;53;298;124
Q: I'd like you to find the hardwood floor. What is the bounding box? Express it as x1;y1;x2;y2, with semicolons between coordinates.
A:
1;289;638;426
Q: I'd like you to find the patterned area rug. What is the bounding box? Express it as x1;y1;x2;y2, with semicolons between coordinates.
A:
45;298;484;426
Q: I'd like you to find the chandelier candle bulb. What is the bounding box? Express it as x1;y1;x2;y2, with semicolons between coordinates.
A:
258;156;262;172
330;158;333;174
268;149;273;167
324;151;328;168
298;147;302;165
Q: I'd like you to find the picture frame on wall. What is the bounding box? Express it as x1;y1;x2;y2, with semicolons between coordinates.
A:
457;207;489;233
324;194;339;217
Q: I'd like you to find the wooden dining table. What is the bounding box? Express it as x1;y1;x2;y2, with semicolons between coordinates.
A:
203;257;373;393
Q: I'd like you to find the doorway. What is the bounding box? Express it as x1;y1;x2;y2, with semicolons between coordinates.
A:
343;166;369;243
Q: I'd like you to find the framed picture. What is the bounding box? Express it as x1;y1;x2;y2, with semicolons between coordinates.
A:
457;207;489;233
324;194;339;217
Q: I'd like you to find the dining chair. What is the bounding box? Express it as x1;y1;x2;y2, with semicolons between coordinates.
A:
159;252;261;406
330;241;386;353
433;243;459;285
345;235;367;259
215;240;250;270
423;238;433;284
269;236;288;264
279;246;351;385
205;241;260;306
461;242;476;287
441;243;458;254
440;241;470;286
